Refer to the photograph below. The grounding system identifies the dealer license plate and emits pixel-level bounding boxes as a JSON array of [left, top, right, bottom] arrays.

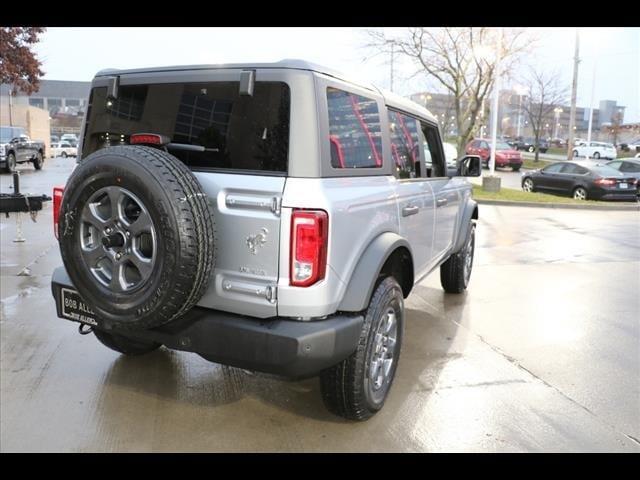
[[61, 288, 98, 326]]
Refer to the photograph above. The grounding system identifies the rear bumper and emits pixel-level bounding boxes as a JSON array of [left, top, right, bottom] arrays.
[[51, 267, 363, 378]]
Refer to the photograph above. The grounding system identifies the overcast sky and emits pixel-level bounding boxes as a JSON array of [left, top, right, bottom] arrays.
[[34, 27, 640, 122]]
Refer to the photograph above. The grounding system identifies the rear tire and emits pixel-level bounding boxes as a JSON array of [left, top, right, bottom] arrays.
[[320, 276, 404, 421], [440, 223, 476, 294], [593, 152, 600, 159], [573, 149, 579, 158], [573, 186, 587, 200], [61, 151, 68, 158], [4, 153, 16, 173], [512, 165, 521, 172], [93, 328, 161, 355], [528, 146, 535, 153]]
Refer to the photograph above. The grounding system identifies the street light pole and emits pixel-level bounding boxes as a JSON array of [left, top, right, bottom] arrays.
[[389, 41, 395, 93], [516, 94, 523, 137], [567, 28, 580, 159]]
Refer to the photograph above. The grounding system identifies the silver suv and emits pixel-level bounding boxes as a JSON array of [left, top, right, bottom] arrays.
[[51, 60, 481, 420]]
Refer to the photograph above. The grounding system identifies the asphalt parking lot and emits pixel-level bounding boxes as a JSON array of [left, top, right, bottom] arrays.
[[1, 158, 639, 452]]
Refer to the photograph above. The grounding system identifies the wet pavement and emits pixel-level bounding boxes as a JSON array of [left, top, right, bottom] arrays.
[[1, 158, 639, 452]]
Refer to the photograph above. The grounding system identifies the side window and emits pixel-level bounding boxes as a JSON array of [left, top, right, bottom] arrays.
[[543, 163, 564, 173], [420, 121, 446, 178], [608, 161, 622, 170], [561, 163, 578, 174], [327, 87, 383, 169], [622, 162, 640, 173], [480, 141, 489, 149], [388, 110, 421, 179]]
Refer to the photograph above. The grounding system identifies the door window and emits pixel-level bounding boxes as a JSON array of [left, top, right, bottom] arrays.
[[542, 163, 565, 173], [420, 122, 446, 178], [388, 110, 420, 178]]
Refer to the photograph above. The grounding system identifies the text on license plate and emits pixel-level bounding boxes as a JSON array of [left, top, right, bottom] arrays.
[[61, 288, 98, 325], [619, 183, 628, 189]]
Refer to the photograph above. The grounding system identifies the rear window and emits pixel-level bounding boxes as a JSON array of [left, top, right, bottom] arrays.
[[327, 87, 382, 169], [82, 81, 290, 173]]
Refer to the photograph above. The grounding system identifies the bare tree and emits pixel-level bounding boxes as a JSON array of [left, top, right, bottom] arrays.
[[608, 109, 624, 146], [365, 28, 531, 153], [520, 67, 568, 163]]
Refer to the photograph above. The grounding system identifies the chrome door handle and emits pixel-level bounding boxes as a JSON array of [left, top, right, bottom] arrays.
[[436, 198, 448, 207], [402, 205, 420, 217]]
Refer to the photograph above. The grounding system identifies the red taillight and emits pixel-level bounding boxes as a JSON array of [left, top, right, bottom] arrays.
[[290, 210, 328, 287], [53, 186, 64, 239], [130, 133, 168, 145], [594, 178, 616, 186]]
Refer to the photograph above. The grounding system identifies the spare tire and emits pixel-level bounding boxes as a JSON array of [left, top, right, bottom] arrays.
[[58, 145, 216, 331]]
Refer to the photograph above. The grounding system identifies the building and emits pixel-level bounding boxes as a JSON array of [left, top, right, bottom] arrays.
[[1, 80, 91, 138], [409, 89, 626, 142]]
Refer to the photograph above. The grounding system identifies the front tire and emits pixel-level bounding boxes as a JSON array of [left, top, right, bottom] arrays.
[[573, 149, 579, 158], [440, 223, 476, 294], [512, 165, 521, 172], [93, 328, 161, 355], [320, 276, 404, 421], [33, 151, 44, 170], [522, 177, 535, 192], [528, 146, 535, 153], [593, 152, 600, 159], [61, 151, 68, 158]]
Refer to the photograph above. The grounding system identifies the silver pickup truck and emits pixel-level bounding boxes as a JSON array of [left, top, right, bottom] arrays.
[[50, 60, 481, 420], [1, 126, 46, 172]]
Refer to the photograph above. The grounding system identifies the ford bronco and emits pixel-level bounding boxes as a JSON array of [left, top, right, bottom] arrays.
[[50, 60, 481, 420]]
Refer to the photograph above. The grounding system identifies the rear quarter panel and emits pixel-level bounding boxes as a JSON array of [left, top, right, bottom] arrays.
[[278, 176, 400, 318]]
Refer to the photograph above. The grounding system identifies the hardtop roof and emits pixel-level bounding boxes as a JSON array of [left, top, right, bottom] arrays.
[[94, 59, 438, 124]]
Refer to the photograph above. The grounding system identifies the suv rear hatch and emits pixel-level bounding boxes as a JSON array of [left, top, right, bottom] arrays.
[[80, 73, 291, 318]]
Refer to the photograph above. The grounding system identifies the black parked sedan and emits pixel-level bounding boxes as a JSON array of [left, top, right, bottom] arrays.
[[521, 161, 638, 201], [513, 136, 549, 153], [607, 159, 640, 196]]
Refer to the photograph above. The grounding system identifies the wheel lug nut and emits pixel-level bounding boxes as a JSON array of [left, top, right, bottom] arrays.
[[105, 227, 112, 234], [115, 253, 122, 260], [126, 231, 130, 237]]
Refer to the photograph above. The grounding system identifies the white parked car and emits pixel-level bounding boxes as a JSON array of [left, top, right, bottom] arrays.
[[60, 134, 78, 143], [573, 141, 617, 160], [50, 142, 78, 158]]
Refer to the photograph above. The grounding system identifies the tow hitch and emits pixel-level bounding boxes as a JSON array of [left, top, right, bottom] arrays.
[[0, 172, 51, 242]]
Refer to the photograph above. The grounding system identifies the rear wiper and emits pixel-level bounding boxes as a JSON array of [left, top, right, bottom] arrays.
[[166, 142, 219, 153]]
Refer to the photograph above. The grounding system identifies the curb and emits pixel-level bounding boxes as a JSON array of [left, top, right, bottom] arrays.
[[475, 199, 640, 211]]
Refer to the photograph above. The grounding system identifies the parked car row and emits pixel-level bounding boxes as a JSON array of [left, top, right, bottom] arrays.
[[465, 138, 523, 171], [50, 142, 78, 158], [521, 159, 640, 201]]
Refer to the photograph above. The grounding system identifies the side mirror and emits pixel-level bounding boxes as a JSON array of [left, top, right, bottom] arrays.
[[454, 155, 481, 177]]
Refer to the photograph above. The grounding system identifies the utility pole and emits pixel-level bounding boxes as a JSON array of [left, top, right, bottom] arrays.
[[489, 30, 503, 178], [567, 29, 580, 159], [587, 60, 597, 143]]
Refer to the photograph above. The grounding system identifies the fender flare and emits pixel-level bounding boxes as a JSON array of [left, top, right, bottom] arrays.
[[452, 198, 478, 254], [338, 232, 413, 312]]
